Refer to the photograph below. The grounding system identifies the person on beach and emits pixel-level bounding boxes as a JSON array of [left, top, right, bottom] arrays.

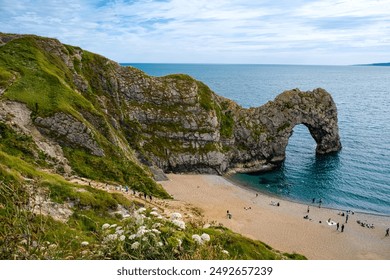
[[256, 193, 258, 197], [341, 224, 345, 232], [336, 222, 340, 231], [345, 214, 349, 223], [386, 228, 389, 236], [318, 198, 322, 208], [312, 198, 315, 203], [227, 210, 232, 219], [307, 205, 310, 213]]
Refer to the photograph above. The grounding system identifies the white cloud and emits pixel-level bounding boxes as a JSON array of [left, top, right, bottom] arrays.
[[1, 0, 389, 64]]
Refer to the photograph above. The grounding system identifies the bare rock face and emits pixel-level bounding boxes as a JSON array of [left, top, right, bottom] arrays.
[[229, 88, 342, 173], [35, 113, 105, 157]]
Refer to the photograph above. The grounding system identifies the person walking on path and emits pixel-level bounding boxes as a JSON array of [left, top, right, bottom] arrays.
[[307, 205, 310, 213], [345, 214, 349, 223], [386, 228, 389, 236], [341, 224, 345, 232], [318, 198, 322, 208], [336, 222, 340, 231]]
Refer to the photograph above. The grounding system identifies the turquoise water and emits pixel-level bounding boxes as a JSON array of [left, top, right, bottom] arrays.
[[124, 63, 390, 215]]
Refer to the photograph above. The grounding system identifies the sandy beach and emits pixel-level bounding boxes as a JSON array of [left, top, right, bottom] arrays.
[[159, 174, 390, 260]]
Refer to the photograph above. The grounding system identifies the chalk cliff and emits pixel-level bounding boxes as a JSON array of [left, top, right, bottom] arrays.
[[0, 33, 341, 179]]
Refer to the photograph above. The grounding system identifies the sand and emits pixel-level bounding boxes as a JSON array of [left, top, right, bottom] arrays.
[[159, 174, 390, 260]]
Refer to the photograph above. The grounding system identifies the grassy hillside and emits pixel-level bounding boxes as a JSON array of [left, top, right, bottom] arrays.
[[0, 33, 167, 198], [0, 137, 305, 259], [0, 33, 306, 260]]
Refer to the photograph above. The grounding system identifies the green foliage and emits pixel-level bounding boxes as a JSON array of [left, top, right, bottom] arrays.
[[0, 36, 96, 117], [219, 110, 234, 138], [0, 159, 306, 260], [0, 123, 48, 167], [0, 68, 13, 88], [277, 122, 291, 132], [63, 147, 169, 198], [197, 81, 215, 111]]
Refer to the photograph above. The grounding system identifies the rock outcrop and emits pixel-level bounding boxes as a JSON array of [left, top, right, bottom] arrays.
[[0, 33, 341, 177]]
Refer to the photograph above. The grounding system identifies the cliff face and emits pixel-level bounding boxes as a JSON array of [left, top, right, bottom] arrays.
[[0, 33, 341, 179]]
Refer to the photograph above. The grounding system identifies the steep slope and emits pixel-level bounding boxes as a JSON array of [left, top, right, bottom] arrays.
[[0, 32, 341, 179]]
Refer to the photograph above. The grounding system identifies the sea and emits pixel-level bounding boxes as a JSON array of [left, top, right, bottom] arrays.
[[123, 63, 390, 216]]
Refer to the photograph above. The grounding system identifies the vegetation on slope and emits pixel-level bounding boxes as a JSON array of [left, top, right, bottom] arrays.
[[0, 161, 305, 260], [0, 34, 167, 198], [0, 34, 306, 260]]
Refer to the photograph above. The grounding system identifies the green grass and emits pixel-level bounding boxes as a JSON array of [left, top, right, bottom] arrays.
[[0, 36, 96, 117], [63, 147, 169, 198], [0, 158, 306, 260]]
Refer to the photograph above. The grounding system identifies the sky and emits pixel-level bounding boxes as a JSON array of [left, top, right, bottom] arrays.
[[1, 0, 390, 65]]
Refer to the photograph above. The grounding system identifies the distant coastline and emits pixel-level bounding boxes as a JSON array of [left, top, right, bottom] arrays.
[[355, 62, 390, 66]]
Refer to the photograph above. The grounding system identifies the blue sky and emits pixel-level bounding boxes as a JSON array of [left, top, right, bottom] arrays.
[[1, 0, 389, 65]]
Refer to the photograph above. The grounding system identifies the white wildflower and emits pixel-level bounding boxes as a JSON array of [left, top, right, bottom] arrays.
[[81, 241, 89, 246], [109, 224, 117, 228], [116, 229, 125, 235], [142, 237, 148, 242], [119, 235, 126, 241], [151, 229, 161, 234], [20, 239, 28, 245], [172, 220, 186, 229], [131, 241, 140, 250], [49, 244, 58, 250], [170, 212, 182, 221], [192, 234, 203, 244], [152, 207, 158, 211], [135, 216, 144, 225], [177, 239, 182, 247], [222, 250, 229, 255], [115, 226, 123, 231], [105, 234, 118, 241], [102, 223, 110, 230], [157, 242, 163, 247], [201, 233, 210, 242], [152, 223, 162, 228], [149, 211, 160, 217], [128, 234, 137, 240], [136, 207, 146, 214]]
